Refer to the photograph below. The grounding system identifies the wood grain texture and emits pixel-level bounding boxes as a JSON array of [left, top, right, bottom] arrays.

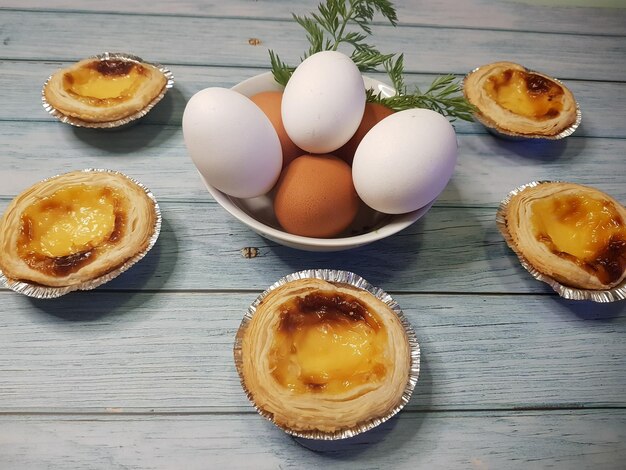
[[0, 124, 624, 207], [0, 291, 624, 411], [5, 0, 626, 34], [0, 11, 625, 80], [3, 60, 625, 139], [0, 1, 625, 468], [0, 200, 622, 294], [1, 411, 625, 470]]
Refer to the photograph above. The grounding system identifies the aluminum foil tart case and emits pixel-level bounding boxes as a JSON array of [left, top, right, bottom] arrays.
[[42, 52, 175, 129], [464, 68, 582, 141], [233, 269, 421, 440], [0, 169, 162, 299], [496, 181, 626, 302]]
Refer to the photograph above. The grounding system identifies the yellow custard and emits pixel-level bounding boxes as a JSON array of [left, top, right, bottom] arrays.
[[19, 184, 119, 259], [484, 69, 564, 119], [63, 60, 146, 106], [269, 292, 388, 394], [530, 192, 626, 285]]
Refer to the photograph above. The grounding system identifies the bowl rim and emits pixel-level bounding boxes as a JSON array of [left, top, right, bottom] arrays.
[[203, 172, 433, 249]]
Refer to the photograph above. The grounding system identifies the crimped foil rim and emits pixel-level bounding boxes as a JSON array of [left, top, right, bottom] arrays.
[[464, 66, 582, 141], [41, 52, 174, 129], [233, 269, 421, 440], [0, 169, 162, 299], [496, 181, 626, 302]]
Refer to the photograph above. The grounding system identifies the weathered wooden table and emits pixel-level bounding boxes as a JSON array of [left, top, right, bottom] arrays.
[[1, 1, 625, 468]]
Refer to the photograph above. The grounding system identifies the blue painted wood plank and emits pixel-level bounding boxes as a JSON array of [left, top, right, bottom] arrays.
[[0, 11, 624, 80], [1, 61, 624, 139], [5, 0, 626, 35], [0, 198, 622, 293], [0, 1, 624, 468], [1, 411, 625, 469], [0, 123, 624, 207], [0, 291, 623, 411]]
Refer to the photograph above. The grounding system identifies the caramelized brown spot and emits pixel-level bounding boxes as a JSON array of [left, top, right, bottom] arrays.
[[100, 187, 114, 199], [305, 382, 326, 392], [21, 250, 94, 277], [537, 233, 552, 244], [63, 72, 75, 85], [525, 74, 552, 95], [278, 292, 378, 334], [556, 196, 582, 222], [589, 236, 626, 285], [108, 213, 126, 243], [50, 251, 94, 276], [91, 59, 137, 76], [553, 238, 626, 286], [545, 108, 560, 118], [489, 69, 513, 94], [300, 292, 367, 319], [21, 216, 34, 242], [37, 199, 69, 213], [372, 363, 387, 376]]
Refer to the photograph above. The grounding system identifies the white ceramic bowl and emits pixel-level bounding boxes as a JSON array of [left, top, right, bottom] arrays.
[[200, 72, 434, 252]]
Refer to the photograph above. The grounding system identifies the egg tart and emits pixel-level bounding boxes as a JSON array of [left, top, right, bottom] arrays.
[[0, 170, 158, 289], [503, 182, 626, 290], [43, 54, 169, 124], [464, 62, 579, 137], [236, 276, 415, 436]]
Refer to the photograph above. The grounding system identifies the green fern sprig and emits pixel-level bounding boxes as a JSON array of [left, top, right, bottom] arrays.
[[269, 0, 475, 122], [270, 0, 398, 84]]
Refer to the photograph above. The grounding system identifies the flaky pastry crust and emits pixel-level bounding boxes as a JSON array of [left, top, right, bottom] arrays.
[[44, 57, 167, 123], [505, 182, 626, 290], [239, 278, 411, 433], [464, 61, 578, 136], [0, 171, 157, 287]]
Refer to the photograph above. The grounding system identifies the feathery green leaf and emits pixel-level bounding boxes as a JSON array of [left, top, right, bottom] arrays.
[[268, 0, 475, 122]]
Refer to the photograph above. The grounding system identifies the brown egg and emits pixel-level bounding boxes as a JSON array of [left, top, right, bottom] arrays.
[[274, 154, 359, 238], [335, 102, 395, 164], [250, 91, 302, 168]]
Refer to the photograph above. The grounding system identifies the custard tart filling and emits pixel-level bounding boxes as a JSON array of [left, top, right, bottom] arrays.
[[464, 62, 578, 137], [0, 171, 157, 287], [505, 182, 626, 290], [269, 291, 389, 395], [44, 57, 168, 123], [238, 278, 411, 434], [17, 184, 123, 277]]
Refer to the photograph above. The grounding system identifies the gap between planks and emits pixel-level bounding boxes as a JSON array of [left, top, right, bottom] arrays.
[[2, 405, 625, 417], [0, 288, 563, 296]]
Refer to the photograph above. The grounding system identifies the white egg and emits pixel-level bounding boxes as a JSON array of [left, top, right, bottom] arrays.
[[352, 108, 458, 214], [281, 51, 366, 154], [182, 87, 282, 199]]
